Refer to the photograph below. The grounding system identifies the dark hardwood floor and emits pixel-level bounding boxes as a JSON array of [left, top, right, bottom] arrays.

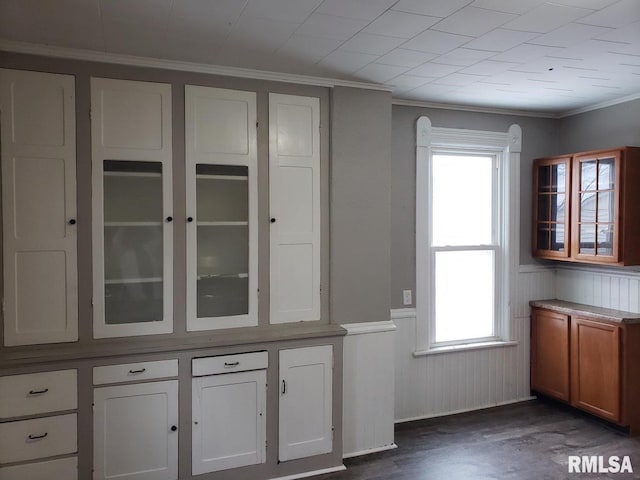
[[319, 399, 640, 480]]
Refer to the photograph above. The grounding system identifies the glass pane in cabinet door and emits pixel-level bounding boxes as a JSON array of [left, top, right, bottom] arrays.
[[580, 192, 596, 223], [537, 195, 550, 221], [196, 164, 249, 318], [103, 160, 164, 324], [598, 158, 615, 190], [537, 165, 551, 192], [580, 160, 597, 191], [579, 224, 596, 255], [550, 224, 565, 252], [597, 224, 614, 256], [536, 225, 550, 251], [554, 193, 566, 223], [597, 191, 614, 223], [552, 163, 566, 193]]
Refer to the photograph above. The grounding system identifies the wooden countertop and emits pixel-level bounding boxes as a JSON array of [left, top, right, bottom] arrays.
[[530, 299, 640, 324]]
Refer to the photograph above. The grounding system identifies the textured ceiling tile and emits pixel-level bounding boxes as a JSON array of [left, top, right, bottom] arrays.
[[529, 23, 614, 47], [354, 63, 409, 82], [364, 11, 440, 38], [501, 3, 595, 33], [434, 48, 496, 66], [315, 0, 397, 21], [296, 13, 368, 40], [377, 48, 439, 67], [402, 30, 474, 54], [319, 49, 378, 73], [463, 28, 538, 52], [278, 34, 343, 59], [392, 0, 475, 18], [470, 0, 543, 15], [577, 0, 640, 28], [431, 6, 516, 37], [243, 0, 323, 23], [408, 62, 462, 77], [339, 32, 405, 55]]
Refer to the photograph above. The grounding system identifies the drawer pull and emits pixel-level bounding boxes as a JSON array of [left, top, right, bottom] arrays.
[[128, 368, 147, 375], [27, 432, 48, 440], [224, 362, 240, 368], [28, 388, 49, 396]]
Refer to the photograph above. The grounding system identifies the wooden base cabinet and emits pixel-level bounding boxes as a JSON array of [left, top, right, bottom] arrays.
[[531, 302, 640, 434]]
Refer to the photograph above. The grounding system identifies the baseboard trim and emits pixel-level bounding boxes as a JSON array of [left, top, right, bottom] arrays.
[[343, 443, 398, 459], [394, 396, 536, 424], [269, 465, 346, 480]]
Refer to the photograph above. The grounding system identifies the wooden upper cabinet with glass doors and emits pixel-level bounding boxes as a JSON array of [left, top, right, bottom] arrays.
[[533, 146, 640, 265]]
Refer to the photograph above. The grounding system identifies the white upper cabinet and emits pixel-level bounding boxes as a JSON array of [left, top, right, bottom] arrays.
[[269, 94, 320, 324], [0, 69, 78, 346], [91, 78, 173, 338], [185, 86, 258, 331]]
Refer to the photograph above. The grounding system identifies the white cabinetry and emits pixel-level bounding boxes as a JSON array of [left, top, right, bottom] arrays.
[[269, 94, 321, 324], [93, 379, 178, 480], [0, 68, 77, 346], [192, 353, 267, 474], [91, 78, 173, 338], [185, 86, 258, 331], [279, 345, 333, 461]]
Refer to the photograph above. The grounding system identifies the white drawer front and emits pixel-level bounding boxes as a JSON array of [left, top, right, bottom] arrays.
[[93, 359, 178, 385], [0, 413, 77, 464], [0, 370, 77, 419], [192, 351, 268, 376], [0, 456, 77, 480]]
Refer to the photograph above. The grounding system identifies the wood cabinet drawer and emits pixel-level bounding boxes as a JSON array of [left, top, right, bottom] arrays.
[[0, 414, 77, 464], [0, 456, 77, 480], [93, 359, 178, 385], [192, 351, 268, 376], [0, 370, 77, 419]]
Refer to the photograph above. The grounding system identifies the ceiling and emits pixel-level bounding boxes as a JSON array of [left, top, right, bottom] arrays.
[[1, 0, 639, 115]]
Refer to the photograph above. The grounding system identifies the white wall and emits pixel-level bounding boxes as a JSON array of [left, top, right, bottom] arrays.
[[393, 266, 555, 422]]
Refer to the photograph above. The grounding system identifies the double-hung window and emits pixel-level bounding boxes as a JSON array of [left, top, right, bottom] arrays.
[[415, 117, 521, 354]]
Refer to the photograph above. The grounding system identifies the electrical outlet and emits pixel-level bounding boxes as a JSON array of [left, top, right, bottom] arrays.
[[403, 289, 412, 305]]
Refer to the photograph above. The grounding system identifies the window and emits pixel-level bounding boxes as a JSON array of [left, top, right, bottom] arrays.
[[415, 117, 521, 354]]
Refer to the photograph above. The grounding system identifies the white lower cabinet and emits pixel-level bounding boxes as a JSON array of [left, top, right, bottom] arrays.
[[192, 357, 267, 474], [279, 345, 333, 462], [93, 380, 178, 480], [0, 456, 77, 480]]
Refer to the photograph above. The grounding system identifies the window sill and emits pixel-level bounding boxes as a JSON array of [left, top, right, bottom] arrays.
[[413, 340, 518, 357]]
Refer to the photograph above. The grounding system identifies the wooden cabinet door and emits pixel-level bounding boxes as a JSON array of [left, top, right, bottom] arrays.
[[570, 318, 621, 422], [191, 370, 266, 474], [531, 308, 570, 401], [0, 68, 78, 346], [279, 345, 332, 461], [269, 94, 321, 324], [93, 380, 178, 480], [532, 156, 571, 259]]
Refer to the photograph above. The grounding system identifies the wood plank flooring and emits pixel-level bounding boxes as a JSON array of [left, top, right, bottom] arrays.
[[319, 399, 640, 479]]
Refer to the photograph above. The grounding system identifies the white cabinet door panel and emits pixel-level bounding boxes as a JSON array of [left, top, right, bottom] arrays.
[[0, 456, 77, 480], [269, 94, 320, 324], [93, 381, 178, 480], [0, 68, 77, 346], [192, 370, 266, 474], [279, 345, 332, 462]]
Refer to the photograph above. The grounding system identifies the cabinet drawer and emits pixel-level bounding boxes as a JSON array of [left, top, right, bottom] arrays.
[[0, 456, 77, 480], [0, 413, 77, 464], [0, 370, 77, 419], [192, 351, 268, 376], [93, 359, 178, 385]]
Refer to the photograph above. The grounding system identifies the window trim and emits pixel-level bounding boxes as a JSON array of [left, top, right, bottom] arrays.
[[415, 117, 522, 353]]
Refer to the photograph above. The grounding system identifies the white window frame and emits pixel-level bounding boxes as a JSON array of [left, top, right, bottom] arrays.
[[415, 117, 522, 355]]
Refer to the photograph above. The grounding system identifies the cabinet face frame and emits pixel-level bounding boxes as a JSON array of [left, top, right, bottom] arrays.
[[570, 317, 621, 423], [532, 156, 571, 259], [571, 150, 621, 264], [0, 68, 78, 346], [184, 85, 258, 331], [91, 78, 173, 338]]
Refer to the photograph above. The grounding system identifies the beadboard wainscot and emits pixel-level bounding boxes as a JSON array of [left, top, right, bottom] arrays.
[[342, 321, 397, 458], [393, 265, 555, 422]]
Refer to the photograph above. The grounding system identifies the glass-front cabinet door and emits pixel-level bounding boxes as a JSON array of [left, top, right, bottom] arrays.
[[532, 156, 571, 259], [185, 85, 257, 331], [91, 78, 173, 338], [572, 151, 619, 262]]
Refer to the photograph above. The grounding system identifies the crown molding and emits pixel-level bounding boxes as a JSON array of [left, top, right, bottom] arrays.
[[0, 40, 392, 92], [559, 91, 640, 118], [392, 97, 559, 119]]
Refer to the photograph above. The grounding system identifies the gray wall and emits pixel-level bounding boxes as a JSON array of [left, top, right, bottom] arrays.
[[390, 105, 559, 309], [558, 98, 640, 153], [331, 87, 392, 324]]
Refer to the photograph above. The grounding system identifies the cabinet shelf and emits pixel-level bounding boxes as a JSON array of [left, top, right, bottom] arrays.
[[104, 171, 162, 178], [105, 277, 163, 285], [197, 221, 248, 226], [104, 221, 163, 227], [197, 273, 248, 280], [196, 174, 247, 181]]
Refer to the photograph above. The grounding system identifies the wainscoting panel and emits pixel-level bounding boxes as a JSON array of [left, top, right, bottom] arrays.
[[342, 321, 397, 458], [556, 267, 640, 313], [394, 267, 555, 423]]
